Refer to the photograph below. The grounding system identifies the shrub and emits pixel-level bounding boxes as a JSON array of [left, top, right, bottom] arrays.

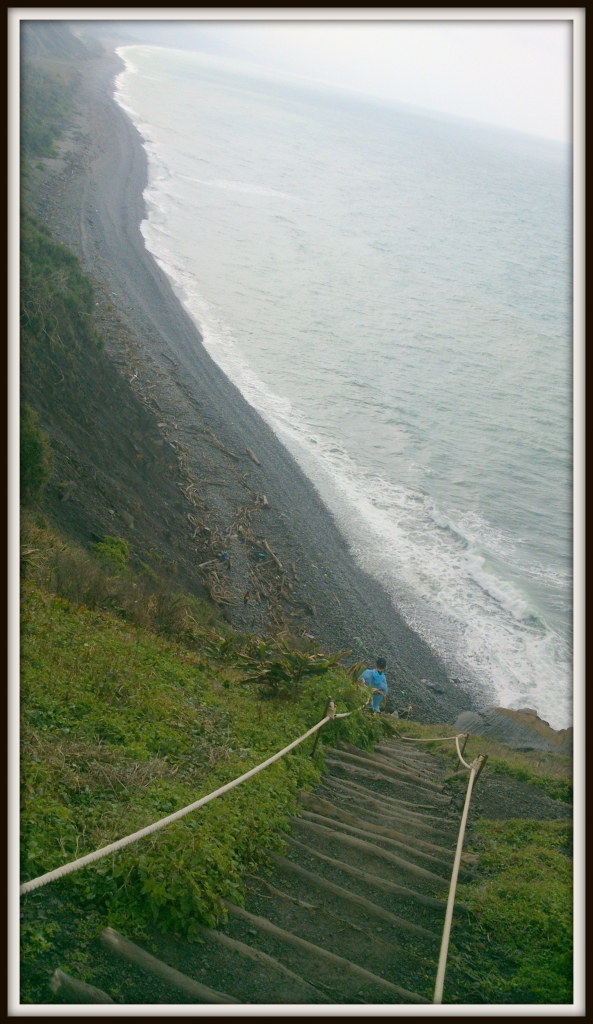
[[20, 404, 52, 506], [90, 536, 129, 576], [458, 819, 573, 1003]]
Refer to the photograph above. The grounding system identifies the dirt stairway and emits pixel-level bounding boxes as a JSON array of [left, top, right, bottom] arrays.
[[65, 735, 474, 1006]]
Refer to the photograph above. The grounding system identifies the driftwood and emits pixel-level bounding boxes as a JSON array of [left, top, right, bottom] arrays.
[[262, 538, 283, 570], [299, 792, 478, 868], [49, 968, 114, 1004], [290, 817, 449, 887], [245, 447, 261, 466], [100, 927, 239, 1004], [325, 757, 451, 806], [222, 902, 430, 1003], [207, 430, 239, 460], [333, 745, 444, 792], [261, 847, 440, 940], [283, 834, 463, 912], [198, 926, 331, 1002]]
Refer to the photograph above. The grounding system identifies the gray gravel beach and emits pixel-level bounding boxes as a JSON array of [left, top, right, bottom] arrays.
[[33, 45, 476, 723]]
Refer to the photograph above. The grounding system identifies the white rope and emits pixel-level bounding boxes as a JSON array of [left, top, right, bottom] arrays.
[[433, 753, 485, 1004], [20, 705, 351, 896], [401, 733, 466, 743], [454, 734, 472, 770]]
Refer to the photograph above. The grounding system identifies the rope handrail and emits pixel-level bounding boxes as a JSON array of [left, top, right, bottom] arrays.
[[433, 752, 485, 1003], [20, 700, 353, 896], [401, 733, 467, 743], [399, 732, 485, 1002]]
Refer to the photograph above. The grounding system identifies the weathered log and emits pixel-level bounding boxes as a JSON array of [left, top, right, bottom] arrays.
[[340, 741, 439, 780], [376, 741, 436, 764], [49, 968, 114, 1004], [319, 783, 448, 833], [325, 758, 451, 806], [370, 747, 442, 778], [323, 775, 446, 819], [260, 847, 440, 940], [332, 746, 444, 792], [323, 776, 455, 828], [222, 902, 430, 1003], [320, 795, 454, 842], [299, 811, 478, 879], [300, 793, 478, 868], [283, 834, 463, 912], [99, 927, 239, 1003], [198, 926, 331, 1002], [290, 818, 449, 887], [374, 743, 438, 768], [297, 811, 464, 876]]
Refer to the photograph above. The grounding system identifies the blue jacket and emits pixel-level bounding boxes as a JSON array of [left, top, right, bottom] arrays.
[[360, 668, 388, 694]]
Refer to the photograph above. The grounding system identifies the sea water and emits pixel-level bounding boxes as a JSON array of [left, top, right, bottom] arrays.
[[114, 45, 573, 730]]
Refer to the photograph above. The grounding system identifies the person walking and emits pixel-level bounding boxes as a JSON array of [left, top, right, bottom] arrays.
[[359, 657, 388, 713]]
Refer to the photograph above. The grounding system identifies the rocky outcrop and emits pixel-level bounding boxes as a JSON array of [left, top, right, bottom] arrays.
[[451, 707, 572, 755]]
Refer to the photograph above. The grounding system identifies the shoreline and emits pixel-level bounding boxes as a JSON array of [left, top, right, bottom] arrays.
[[36, 45, 477, 724]]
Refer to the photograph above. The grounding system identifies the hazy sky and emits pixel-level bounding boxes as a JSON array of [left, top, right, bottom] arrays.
[[101, 18, 572, 144]]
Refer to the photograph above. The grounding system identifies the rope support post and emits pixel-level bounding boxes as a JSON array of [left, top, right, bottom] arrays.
[[310, 697, 336, 757], [433, 753, 486, 1004]]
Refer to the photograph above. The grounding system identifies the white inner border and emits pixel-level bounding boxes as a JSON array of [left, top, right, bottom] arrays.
[[8, 7, 585, 1017]]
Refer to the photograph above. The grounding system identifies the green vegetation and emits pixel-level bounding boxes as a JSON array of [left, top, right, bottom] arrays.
[[21, 210, 105, 401], [20, 404, 52, 506], [484, 760, 572, 805], [20, 519, 386, 999], [20, 62, 77, 159], [394, 720, 572, 800], [392, 720, 573, 1003], [89, 536, 130, 577], [457, 820, 573, 1003]]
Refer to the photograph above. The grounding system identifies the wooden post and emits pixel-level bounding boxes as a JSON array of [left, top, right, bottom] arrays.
[[310, 697, 335, 757]]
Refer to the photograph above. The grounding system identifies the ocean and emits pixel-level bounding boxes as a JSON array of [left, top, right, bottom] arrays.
[[114, 45, 573, 730]]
